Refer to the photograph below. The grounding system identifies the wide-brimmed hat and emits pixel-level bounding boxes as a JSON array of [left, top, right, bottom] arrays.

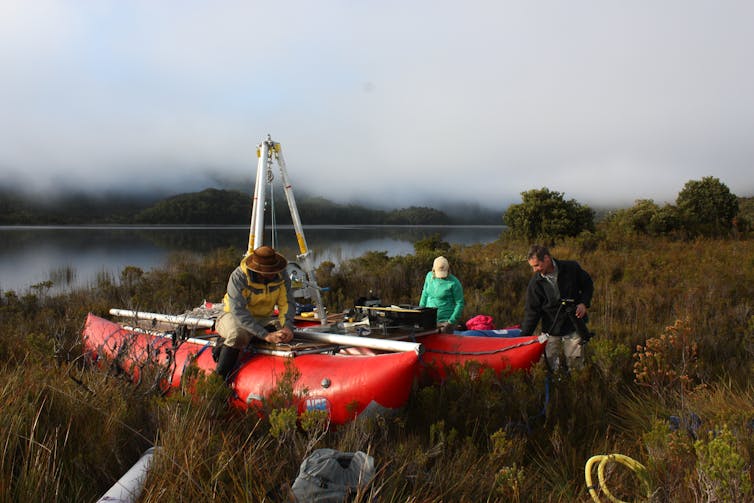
[[433, 256, 449, 278], [244, 246, 288, 274]]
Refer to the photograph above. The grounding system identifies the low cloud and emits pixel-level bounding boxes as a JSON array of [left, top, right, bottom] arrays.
[[2, 1, 753, 209]]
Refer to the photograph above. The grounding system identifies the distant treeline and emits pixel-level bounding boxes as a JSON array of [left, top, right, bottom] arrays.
[[0, 187, 503, 226]]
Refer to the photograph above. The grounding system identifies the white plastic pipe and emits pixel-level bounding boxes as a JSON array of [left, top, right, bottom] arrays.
[[294, 329, 422, 354], [97, 447, 157, 503], [109, 309, 422, 354], [109, 309, 215, 328]]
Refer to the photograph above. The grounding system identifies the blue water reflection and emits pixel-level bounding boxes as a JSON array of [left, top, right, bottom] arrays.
[[0, 225, 504, 292]]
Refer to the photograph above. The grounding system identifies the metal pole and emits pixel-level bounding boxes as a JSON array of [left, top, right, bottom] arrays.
[[274, 144, 327, 324], [249, 137, 271, 254]]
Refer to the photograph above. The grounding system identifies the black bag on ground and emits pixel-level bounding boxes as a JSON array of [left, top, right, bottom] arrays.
[[291, 448, 375, 502]]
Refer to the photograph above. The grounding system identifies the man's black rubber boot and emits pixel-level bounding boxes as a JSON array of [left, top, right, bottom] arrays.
[[211, 343, 222, 362], [215, 346, 240, 382]]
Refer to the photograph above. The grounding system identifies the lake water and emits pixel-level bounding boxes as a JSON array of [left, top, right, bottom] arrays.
[[0, 225, 504, 293]]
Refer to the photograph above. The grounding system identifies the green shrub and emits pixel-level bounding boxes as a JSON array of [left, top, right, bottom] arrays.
[[694, 424, 752, 501]]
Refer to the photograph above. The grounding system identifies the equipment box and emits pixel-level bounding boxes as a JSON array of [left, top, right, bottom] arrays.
[[357, 305, 437, 330]]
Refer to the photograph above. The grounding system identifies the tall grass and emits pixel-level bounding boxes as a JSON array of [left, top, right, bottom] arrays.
[[0, 236, 752, 501]]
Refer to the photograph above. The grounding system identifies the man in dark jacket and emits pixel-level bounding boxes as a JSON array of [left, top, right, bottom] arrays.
[[520, 245, 594, 372]]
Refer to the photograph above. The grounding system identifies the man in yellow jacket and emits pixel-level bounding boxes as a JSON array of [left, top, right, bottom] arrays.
[[214, 246, 295, 380]]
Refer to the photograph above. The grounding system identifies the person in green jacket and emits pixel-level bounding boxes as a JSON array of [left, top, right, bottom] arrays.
[[419, 256, 464, 333]]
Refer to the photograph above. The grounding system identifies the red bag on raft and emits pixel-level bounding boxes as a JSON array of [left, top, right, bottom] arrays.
[[465, 315, 495, 331]]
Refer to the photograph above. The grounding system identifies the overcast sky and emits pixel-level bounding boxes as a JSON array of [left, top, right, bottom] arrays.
[[1, 1, 753, 210]]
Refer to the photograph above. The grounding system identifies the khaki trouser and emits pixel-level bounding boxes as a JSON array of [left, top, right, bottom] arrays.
[[544, 332, 583, 372], [215, 312, 279, 349]]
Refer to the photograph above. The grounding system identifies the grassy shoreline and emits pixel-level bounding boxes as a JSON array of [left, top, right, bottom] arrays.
[[1, 235, 752, 501]]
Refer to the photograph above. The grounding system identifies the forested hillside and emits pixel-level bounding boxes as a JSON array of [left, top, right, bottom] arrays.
[[135, 190, 456, 225], [0, 187, 499, 225], [0, 188, 157, 225], [3, 183, 751, 227]]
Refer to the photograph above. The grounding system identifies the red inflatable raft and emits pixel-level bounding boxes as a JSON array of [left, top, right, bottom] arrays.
[[198, 303, 547, 381], [82, 313, 419, 426], [414, 332, 546, 380], [339, 305, 546, 379], [294, 325, 546, 381]]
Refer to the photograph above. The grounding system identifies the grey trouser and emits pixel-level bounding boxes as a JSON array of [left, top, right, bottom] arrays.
[[215, 312, 279, 349], [544, 331, 583, 371]]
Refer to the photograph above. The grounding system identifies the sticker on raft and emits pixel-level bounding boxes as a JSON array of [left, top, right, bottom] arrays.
[[306, 397, 331, 413], [246, 393, 264, 406]]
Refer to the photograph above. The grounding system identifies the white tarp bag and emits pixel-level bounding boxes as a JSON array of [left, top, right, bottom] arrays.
[[291, 448, 375, 502]]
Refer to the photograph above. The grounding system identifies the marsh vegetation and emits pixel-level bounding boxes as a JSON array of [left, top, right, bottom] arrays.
[[2, 176, 753, 501], [2, 227, 753, 501]]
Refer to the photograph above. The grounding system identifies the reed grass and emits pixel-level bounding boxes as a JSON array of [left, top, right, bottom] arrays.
[[0, 234, 753, 501]]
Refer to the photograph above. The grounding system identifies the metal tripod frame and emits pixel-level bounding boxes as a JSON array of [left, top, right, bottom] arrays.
[[248, 135, 327, 324]]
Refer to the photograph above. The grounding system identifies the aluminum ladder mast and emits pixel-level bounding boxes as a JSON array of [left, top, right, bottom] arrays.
[[248, 135, 327, 324]]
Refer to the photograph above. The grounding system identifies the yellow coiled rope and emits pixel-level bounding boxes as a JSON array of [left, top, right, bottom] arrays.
[[585, 453, 651, 503]]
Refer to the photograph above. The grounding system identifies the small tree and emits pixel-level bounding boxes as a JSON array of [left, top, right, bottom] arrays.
[[676, 177, 738, 237], [605, 199, 683, 236], [648, 204, 682, 235], [503, 187, 594, 241], [413, 234, 451, 257], [626, 199, 661, 234]]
